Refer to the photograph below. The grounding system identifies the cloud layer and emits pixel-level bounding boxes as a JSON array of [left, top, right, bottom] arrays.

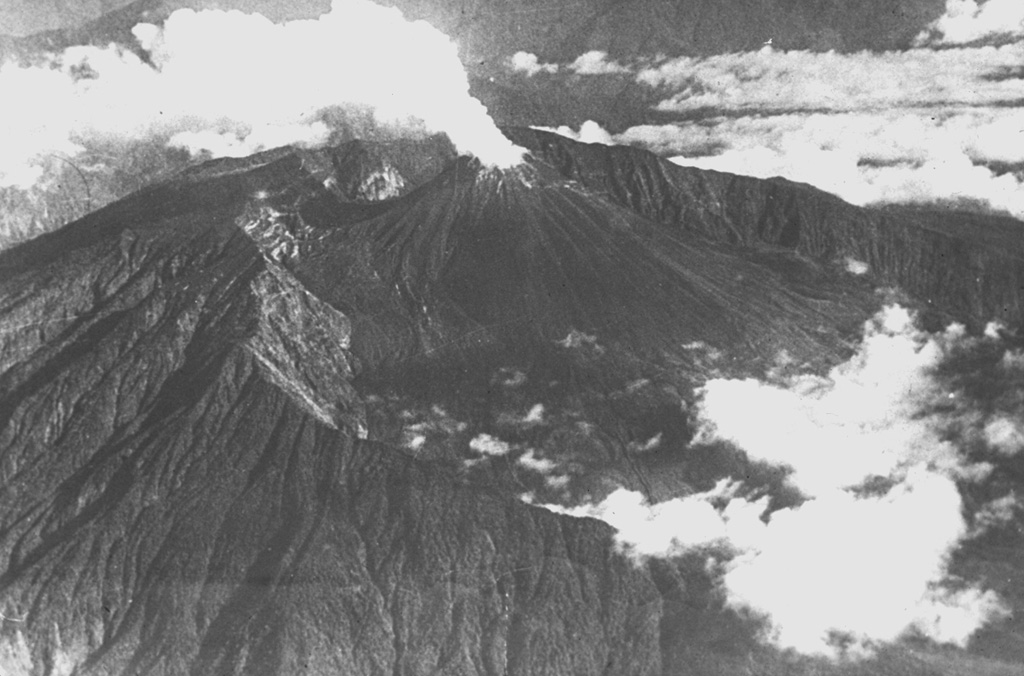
[[917, 0, 1024, 45], [619, 110, 1024, 216], [0, 0, 522, 191], [635, 43, 1024, 112], [529, 36, 1024, 217], [536, 306, 1020, 657]]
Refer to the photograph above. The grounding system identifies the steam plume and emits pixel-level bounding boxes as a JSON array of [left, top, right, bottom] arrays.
[[0, 0, 523, 246]]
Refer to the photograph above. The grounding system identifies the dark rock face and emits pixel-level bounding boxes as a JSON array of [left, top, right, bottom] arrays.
[[506, 128, 1024, 331], [0, 133, 1021, 675], [0, 151, 662, 675]]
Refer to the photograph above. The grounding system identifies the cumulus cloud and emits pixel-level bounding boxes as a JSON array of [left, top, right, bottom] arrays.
[[699, 306, 996, 495], [844, 258, 869, 275], [645, 111, 1024, 217], [523, 403, 545, 424], [612, 42, 1024, 215], [534, 306, 1019, 657], [508, 50, 627, 76], [469, 433, 511, 457], [917, 0, 1024, 45], [513, 13, 1024, 218], [568, 50, 629, 75], [527, 42, 1024, 216], [544, 479, 757, 558], [517, 449, 557, 473], [509, 51, 558, 76], [984, 416, 1024, 456], [0, 0, 522, 193], [636, 43, 1024, 113], [720, 468, 1007, 656], [532, 120, 615, 145], [616, 107, 1024, 217]]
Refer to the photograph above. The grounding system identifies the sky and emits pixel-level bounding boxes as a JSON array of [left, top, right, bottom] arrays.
[[521, 0, 1024, 218]]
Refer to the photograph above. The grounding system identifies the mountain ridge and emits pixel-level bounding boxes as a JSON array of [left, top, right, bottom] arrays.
[[506, 127, 1024, 331], [0, 130, 1022, 675]]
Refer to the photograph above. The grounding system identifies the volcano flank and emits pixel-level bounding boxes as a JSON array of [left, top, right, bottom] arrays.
[[0, 129, 1023, 675]]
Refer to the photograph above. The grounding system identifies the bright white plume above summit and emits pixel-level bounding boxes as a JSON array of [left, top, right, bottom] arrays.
[[0, 0, 523, 189]]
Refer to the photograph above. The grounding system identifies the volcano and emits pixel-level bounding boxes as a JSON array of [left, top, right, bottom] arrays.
[[0, 129, 1022, 675]]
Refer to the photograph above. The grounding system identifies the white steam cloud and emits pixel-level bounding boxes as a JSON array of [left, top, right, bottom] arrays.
[[0, 0, 522, 191], [535, 306, 1020, 657], [917, 0, 1024, 45]]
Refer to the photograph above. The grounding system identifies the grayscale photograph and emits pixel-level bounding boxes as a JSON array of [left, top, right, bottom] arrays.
[[0, 1, 1022, 674]]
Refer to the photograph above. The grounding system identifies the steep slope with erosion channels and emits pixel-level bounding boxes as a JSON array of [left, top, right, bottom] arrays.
[[0, 133, 1021, 674], [506, 127, 1024, 330], [0, 150, 661, 675]]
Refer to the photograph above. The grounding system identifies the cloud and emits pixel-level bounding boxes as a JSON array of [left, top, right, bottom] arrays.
[[517, 449, 557, 473], [543, 479, 758, 558], [469, 433, 511, 457], [659, 111, 1019, 216], [618, 110, 1024, 217], [844, 258, 870, 275], [636, 43, 1024, 113], [519, 16, 1024, 220], [568, 50, 629, 75], [508, 50, 627, 76], [532, 120, 615, 145], [615, 41, 1024, 216], [0, 0, 523, 194], [720, 468, 1007, 656], [917, 0, 1024, 45], [523, 403, 545, 424], [533, 306, 1019, 657], [984, 416, 1024, 456], [698, 306, 995, 496], [509, 51, 558, 76], [973, 492, 1020, 532]]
